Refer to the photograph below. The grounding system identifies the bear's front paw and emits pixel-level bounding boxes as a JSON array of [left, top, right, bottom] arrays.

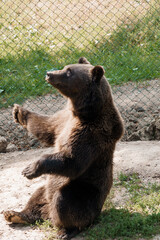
[[22, 161, 43, 179], [13, 104, 28, 127]]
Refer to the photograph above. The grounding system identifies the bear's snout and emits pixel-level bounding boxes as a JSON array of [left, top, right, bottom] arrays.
[[46, 72, 52, 82]]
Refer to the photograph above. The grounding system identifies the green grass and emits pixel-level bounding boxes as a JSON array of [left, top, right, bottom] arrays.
[[0, 2, 160, 108], [35, 220, 58, 240], [83, 173, 160, 240], [85, 209, 160, 240], [36, 173, 160, 240]]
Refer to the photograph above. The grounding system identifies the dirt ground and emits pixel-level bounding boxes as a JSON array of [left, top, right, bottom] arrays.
[[0, 141, 160, 240]]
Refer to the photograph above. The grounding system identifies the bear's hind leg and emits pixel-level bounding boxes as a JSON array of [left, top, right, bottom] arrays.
[[49, 181, 101, 239], [3, 186, 49, 224]]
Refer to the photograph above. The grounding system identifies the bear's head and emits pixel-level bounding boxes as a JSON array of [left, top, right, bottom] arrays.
[[46, 57, 104, 97], [46, 58, 111, 121]]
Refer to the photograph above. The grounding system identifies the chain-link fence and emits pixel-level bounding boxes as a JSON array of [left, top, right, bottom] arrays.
[[0, 0, 160, 151]]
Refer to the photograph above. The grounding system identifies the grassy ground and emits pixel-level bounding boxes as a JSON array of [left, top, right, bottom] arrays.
[[84, 173, 160, 240], [0, 1, 160, 108], [37, 173, 160, 240]]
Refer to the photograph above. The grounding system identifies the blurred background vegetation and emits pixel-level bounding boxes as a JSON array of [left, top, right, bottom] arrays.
[[0, 0, 159, 108]]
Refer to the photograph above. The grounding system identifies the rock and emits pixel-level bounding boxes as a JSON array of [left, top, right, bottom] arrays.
[[6, 143, 18, 152], [128, 117, 138, 123], [135, 106, 145, 112], [30, 138, 40, 148], [0, 128, 5, 136], [155, 119, 160, 140], [155, 119, 160, 130], [0, 137, 7, 153], [144, 124, 155, 140], [131, 104, 145, 112], [128, 133, 141, 141], [143, 119, 160, 140]]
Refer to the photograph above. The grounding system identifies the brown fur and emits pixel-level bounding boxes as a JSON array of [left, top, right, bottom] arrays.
[[4, 57, 124, 239]]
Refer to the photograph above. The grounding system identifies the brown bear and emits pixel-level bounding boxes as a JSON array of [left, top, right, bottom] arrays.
[[3, 57, 124, 239]]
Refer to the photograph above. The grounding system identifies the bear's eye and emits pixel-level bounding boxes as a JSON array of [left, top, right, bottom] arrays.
[[66, 68, 72, 77]]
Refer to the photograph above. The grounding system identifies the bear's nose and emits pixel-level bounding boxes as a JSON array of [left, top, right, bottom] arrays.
[[46, 72, 52, 78], [46, 72, 52, 81]]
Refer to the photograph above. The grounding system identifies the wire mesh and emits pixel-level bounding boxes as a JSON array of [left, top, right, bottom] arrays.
[[0, 0, 160, 150]]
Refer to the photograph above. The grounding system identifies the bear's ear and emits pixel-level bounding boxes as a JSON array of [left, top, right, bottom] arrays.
[[78, 57, 90, 64], [91, 65, 104, 84]]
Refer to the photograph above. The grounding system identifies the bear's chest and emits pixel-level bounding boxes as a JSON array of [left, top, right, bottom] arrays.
[[54, 122, 74, 152]]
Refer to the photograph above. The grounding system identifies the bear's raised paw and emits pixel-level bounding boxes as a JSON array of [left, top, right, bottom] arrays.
[[12, 104, 28, 127], [13, 104, 21, 123]]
